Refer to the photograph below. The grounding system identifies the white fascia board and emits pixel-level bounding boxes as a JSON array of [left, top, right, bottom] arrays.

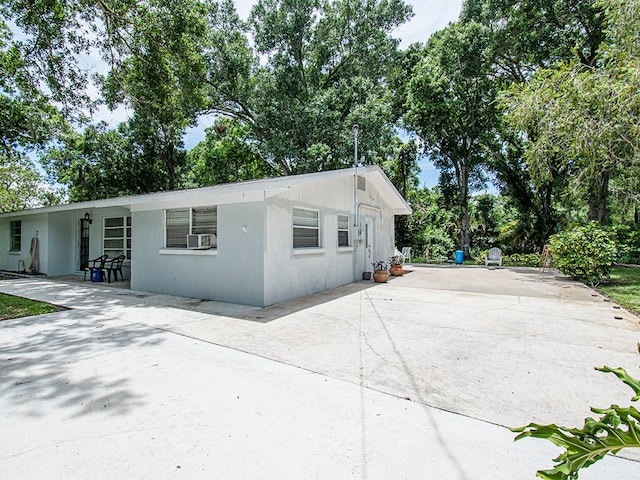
[[130, 189, 266, 212], [361, 166, 412, 215]]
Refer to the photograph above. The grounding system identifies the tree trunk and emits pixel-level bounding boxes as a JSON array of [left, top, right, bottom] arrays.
[[458, 167, 470, 258], [587, 170, 610, 225]]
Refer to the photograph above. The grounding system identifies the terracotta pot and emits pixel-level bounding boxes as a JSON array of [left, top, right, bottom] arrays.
[[373, 270, 389, 283], [389, 265, 403, 276]]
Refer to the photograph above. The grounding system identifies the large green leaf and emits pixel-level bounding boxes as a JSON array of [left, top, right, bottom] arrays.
[[513, 366, 640, 480]]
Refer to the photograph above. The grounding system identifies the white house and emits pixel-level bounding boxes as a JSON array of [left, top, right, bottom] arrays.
[[0, 166, 411, 306]]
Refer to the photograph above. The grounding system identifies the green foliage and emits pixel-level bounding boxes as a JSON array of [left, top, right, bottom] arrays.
[[187, 120, 273, 186], [236, 0, 413, 174], [0, 154, 63, 212], [513, 365, 640, 480], [549, 223, 617, 286], [475, 251, 541, 266], [402, 187, 457, 261], [608, 225, 640, 264], [405, 20, 499, 256]]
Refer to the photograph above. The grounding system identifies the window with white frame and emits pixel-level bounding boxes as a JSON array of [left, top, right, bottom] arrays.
[[337, 214, 350, 247], [165, 206, 217, 248], [104, 216, 132, 260], [9, 220, 21, 252], [293, 207, 320, 248]]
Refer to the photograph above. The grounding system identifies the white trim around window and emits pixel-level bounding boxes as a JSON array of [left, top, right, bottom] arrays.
[[103, 216, 131, 260], [165, 206, 218, 249], [293, 207, 320, 249], [337, 214, 350, 247], [9, 220, 21, 253]]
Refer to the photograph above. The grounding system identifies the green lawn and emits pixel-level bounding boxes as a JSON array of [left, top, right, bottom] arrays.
[[598, 267, 640, 315], [0, 292, 61, 320]]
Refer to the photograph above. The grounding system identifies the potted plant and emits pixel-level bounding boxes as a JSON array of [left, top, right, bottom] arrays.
[[372, 260, 389, 283], [388, 255, 404, 276]]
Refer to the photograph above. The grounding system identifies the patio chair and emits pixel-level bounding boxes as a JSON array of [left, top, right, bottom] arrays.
[[401, 247, 411, 264], [104, 254, 126, 283], [485, 247, 502, 268], [83, 254, 108, 281]]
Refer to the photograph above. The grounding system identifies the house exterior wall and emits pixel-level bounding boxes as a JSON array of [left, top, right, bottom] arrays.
[[0, 213, 49, 273], [46, 210, 76, 276], [262, 174, 396, 306], [130, 202, 266, 306]]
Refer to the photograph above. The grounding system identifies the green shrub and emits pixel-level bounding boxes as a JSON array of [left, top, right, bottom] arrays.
[[503, 253, 540, 267], [549, 222, 617, 286], [474, 249, 488, 265], [474, 250, 540, 266], [609, 224, 640, 264]]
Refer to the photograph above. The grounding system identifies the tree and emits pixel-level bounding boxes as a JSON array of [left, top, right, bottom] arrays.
[[502, 0, 640, 225], [200, 0, 413, 175], [460, 0, 608, 245], [187, 119, 274, 186], [0, 20, 66, 210], [0, 155, 63, 212], [460, 0, 605, 82], [405, 21, 499, 257], [42, 123, 138, 202]]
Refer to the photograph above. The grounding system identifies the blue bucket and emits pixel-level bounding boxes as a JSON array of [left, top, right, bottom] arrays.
[[91, 268, 102, 282], [455, 250, 464, 264]]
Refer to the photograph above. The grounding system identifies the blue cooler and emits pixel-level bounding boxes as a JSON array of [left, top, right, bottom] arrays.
[[455, 250, 464, 264], [91, 268, 102, 282]]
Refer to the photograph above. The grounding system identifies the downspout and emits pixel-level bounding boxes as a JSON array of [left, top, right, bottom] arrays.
[[352, 125, 359, 282]]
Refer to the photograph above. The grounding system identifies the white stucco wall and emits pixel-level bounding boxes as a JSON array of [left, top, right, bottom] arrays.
[[131, 202, 266, 306], [262, 174, 396, 306], [0, 214, 49, 273]]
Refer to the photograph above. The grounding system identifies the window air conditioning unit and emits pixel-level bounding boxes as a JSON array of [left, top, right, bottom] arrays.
[[187, 234, 211, 249]]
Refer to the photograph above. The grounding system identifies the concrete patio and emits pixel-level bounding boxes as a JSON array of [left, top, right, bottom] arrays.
[[1, 265, 639, 479]]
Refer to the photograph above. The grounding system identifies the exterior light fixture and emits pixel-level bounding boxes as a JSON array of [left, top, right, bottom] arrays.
[[84, 212, 92, 224]]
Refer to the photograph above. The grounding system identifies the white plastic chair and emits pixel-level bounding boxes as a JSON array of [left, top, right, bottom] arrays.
[[401, 247, 411, 264], [485, 247, 502, 267]]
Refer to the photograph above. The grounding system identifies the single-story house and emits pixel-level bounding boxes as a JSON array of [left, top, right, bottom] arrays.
[[0, 166, 411, 306]]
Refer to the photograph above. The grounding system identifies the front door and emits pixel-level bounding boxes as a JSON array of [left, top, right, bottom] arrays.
[[79, 218, 90, 270], [364, 218, 374, 271]]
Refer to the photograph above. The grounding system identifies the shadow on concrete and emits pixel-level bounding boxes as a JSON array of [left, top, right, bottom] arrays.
[[357, 287, 473, 480], [26, 274, 405, 325], [0, 309, 165, 418]]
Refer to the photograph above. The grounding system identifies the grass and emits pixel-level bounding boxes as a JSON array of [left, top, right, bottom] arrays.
[[0, 292, 61, 320], [597, 267, 640, 315]]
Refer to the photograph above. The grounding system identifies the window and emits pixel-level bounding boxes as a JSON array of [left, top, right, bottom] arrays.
[[337, 214, 350, 247], [9, 221, 21, 252], [104, 216, 132, 260], [166, 206, 217, 248], [293, 207, 320, 248]]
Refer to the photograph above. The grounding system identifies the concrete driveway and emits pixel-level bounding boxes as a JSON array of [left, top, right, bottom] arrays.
[[1, 265, 639, 479]]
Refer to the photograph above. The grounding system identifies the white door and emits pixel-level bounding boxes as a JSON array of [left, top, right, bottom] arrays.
[[365, 218, 374, 271]]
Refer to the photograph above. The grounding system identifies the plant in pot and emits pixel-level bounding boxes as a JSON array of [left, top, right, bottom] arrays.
[[388, 255, 404, 276], [371, 260, 389, 283]]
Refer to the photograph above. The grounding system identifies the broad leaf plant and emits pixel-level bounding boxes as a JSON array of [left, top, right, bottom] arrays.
[[513, 354, 640, 479]]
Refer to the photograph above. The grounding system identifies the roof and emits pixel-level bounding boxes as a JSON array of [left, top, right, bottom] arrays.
[[0, 165, 412, 218]]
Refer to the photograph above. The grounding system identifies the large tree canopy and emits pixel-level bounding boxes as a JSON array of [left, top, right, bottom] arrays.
[[502, 0, 640, 225], [202, 0, 414, 175], [405, 21, 498, 256]]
